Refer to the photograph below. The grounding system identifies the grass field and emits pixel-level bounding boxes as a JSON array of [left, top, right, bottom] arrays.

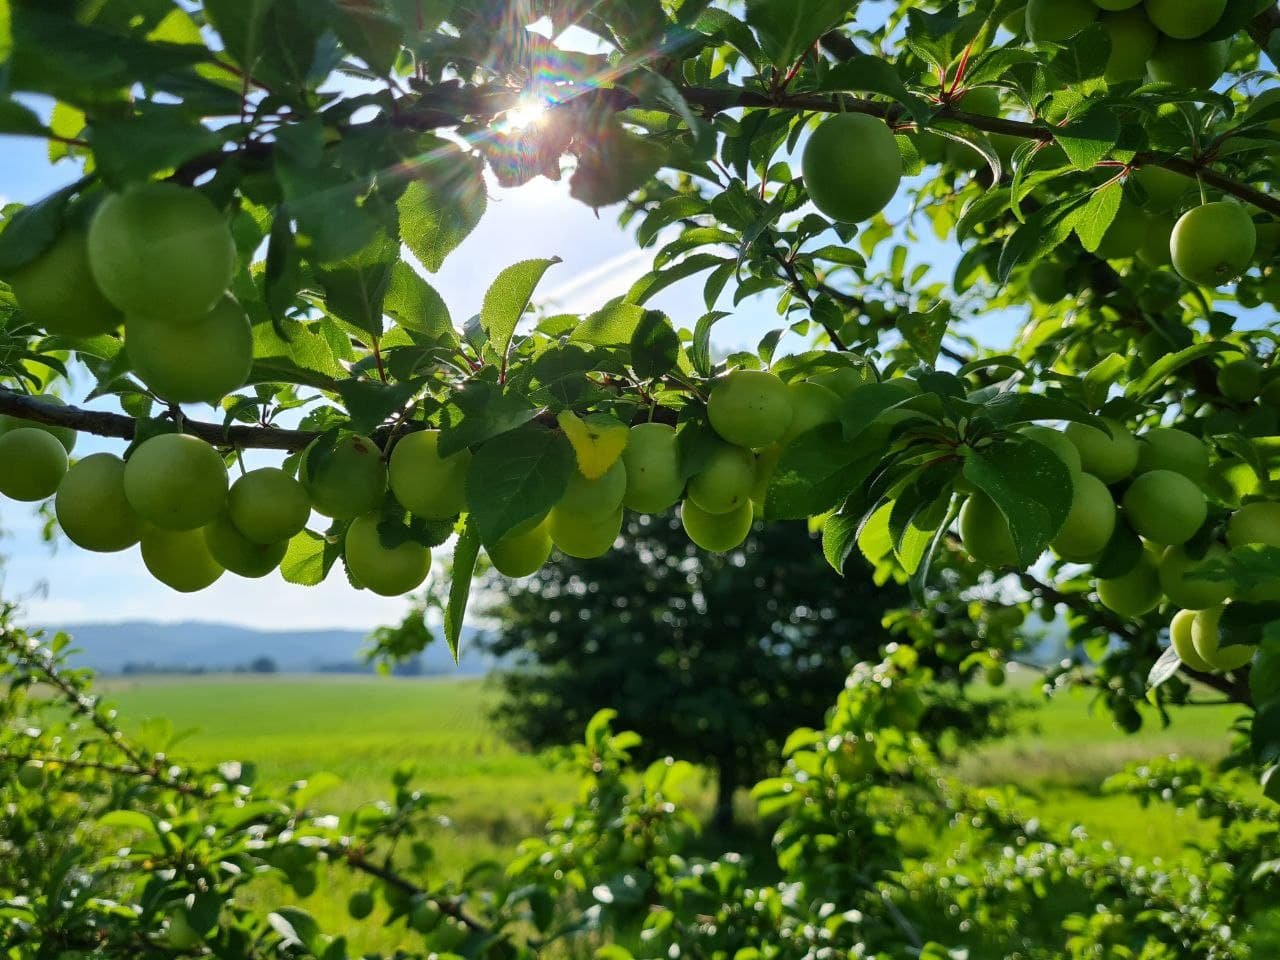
[[99, 668, 1247, 952]]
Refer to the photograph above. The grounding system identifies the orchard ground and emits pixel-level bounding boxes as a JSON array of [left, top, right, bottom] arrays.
[[98, 668, 1255, 954]]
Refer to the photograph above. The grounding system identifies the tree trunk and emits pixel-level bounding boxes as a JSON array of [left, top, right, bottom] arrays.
[[712, 757, 738, 831]]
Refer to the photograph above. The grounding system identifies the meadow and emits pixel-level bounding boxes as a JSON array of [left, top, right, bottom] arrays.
[[100, 668, 1246, 953]]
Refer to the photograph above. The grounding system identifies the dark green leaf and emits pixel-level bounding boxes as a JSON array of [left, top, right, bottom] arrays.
[[465, 424, 574, 546], [630, 310, 680, 379], [765, 423, 877, 520], [445, 517, 480, 663], [962, 437, 1073, 566]]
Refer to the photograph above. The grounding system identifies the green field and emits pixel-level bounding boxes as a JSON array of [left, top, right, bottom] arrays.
[[100, 668, 1246, 952]]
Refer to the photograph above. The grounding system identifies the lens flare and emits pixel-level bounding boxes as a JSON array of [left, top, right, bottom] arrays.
[[501, 97, 548, 132]]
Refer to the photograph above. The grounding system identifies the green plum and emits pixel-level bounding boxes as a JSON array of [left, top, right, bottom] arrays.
[[204, 513, 287, 578], [1171, 202, 1256, 287], [1022, 425, 1083, 477], [621, 422, 684, 513], [801, 113, 902, 223], [1135, 427, 1209, 481], [548, 505, 623, 559], [1217, 358, 1264, 403], [1096, 547, 1162, 617], [708, 369, 795, 449], [1158, 543, 1231, 610], [682, 499, 753, 552], [687, 443, 756, 515], [227, 467, 311, 544], [124, 433, 228, 530], [808, 366, 871, 397], [1227, 501, 1280, 548], [1191, 604, 1254, 671], [0, 396, 77, 452], [1102, 8, 1158, 83], [1170, 607, 1213, 671], [345, 514, 432, 596], [1145, 0, 1226, 39], [0, 427, 67, 501], [388, 429, 471, 520], [87, 183, 235, 323], [125, 296, 253, 405], [487, 518, 553, 577], [1028, 262, 1068, 302], [1026, 0, 1098, 42], [780, 381, 841, 443], [558, 458, 627, 519], [1066, 418, 1139, 483], [1123, 469, 1207, 545], [301, 434, 387, 519], [141, 525, 225, 593], [55, 453, 143, 552], [1147, 36, 1228, 88], [1095, 201, 1149, 259], [7, 229, 122, 338], [959, 491, 1020, 568], [1051, 473, 1117, 561], [1135, 165, 1189, 213], [1137, 213, 1175, 266], [348, 891, 375, 921]]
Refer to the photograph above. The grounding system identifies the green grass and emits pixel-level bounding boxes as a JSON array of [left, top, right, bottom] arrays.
[[99, 669, 1246, 951]]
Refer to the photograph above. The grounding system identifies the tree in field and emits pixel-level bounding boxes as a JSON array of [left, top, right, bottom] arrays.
[[0, 0, 1279, 952], [480, 513, 909, 827]]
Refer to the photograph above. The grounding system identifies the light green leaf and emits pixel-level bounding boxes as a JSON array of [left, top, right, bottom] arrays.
[[445, 518, 480, 663], [397, 146, 487, 272], [480, 258, 560, 360]]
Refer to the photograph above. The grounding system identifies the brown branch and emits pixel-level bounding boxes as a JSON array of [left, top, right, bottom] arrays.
[[334, 845, 491, 934], [1248, 4, 1280, 50]]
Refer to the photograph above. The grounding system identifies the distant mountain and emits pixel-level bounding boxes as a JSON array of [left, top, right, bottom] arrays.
[[41, 620, 490, 675]]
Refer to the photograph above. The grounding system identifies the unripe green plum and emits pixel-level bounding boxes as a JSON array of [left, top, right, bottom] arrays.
[[0, 397, 77, 452], [16, 760, 43, 789], [985, 665, 1007, 687], [125, 296, 253, 405], [1135, 427, 1209, 482], [388, 429, 471, 520], [124, 433, 228, 530], [409, 899, 443, 933], [1171, 202, 1256, 287], [348, 890, 375, 921], [944, 88, 1001, 169], [959, 491, 1020, 568], [1170, 607, 1213, 671], [801, 113, 902, 223], [227, 467, 310, 544], [1191, 604, 1254, 671], [687, 443, 756, 515], [1145, 0, 1226, 39], [141, 525, 225, 593], [1207, 457, 1261, 506], [55, 453, 143, 552], [1227, 500, 1280, 548], [1217, 358, 1264, 403], [1158, 543, 1231, 609], [1137, 213, 1175, 266], [808, 366, 870, 397], [1001, 6, 1027, 33], [548, 505, 622, 559], [780, 381, 841, 443], [1146, 36, 1228, 88], [7, 229, 123, 337], [1102, 9, 1158, 83], [487, 518, 553, 577], [1096, 547, 1162, 618], [682, 499, 753, 553], [1051, 473, 1117, 560], [707, 369, 794, 449], [1095, 201, 1149, 259], [1028, 262, 1068, 303], [345, 514, 432, 596], [0, 428, 67, 501], [1066, 418, 1139, 483], [621, 422, 683, 513], [301, 434, 386, 519], [87, 183, 235, 323], [1026, 0, 1098, 41], [1022, 425, 1083, 477], [558, 459, 627, 519], [204, 513, 286, 578], [1135, 165, 1189, 213], [1123, 469, 1207, 544]]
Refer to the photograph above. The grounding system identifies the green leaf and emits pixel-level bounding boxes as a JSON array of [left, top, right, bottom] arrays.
[[897, 303, 950, 366], [630, 310, 680, 379], [317, 231, 398, 339], [397, 146, 487, 272], [816, 55, 929, 122], [0, 98, 48, 136], [1070, 179, 1121, 253], [745, 0, 850, 68], [1127, 341, 1242, 400], [571, 301, 646, 347], [626, 253, 726, 305], [691, 310, 729, 377], [281, 527, 344, 586], [1219, 601, 1280, 650], [962, 438, 1073, 566], [264, 212, 302, 323], [335, 378, 418, 435], [465, 424, 574, 546], [838, 381, 917, 442], [0, 0, 11, 64], [437, 381, 538, 456], [1147, 644, 1181, 690], [480, 258, 561, 360], [385, 261, 455, 344], [330, 0, 403, 75], [0, 182, 78, 274], [444, 518, 480, 663], [1056, 106, 1119, 170], [89, 109, 227, 186], [765, 424, 877, 520]]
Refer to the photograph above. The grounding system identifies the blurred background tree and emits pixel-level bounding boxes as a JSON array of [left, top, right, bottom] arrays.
[[479, 512, 912, 827]]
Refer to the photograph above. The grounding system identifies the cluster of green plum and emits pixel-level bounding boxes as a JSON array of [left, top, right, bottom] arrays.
[[6, 183, 252, 406], [1017, 0, 1233, 90], [960, 405, 1279, 674]]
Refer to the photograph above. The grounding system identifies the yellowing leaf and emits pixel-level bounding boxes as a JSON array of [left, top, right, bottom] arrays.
[[557, 411, 629, 480]]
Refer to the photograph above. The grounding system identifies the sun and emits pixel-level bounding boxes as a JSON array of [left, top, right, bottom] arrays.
[[501, 97, 549, 132]]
